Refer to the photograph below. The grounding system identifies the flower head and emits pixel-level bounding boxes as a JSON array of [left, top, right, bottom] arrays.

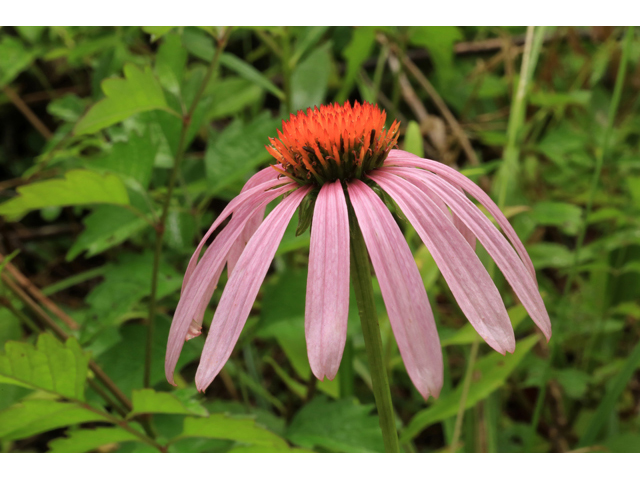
[[166, 101, 551, 400]]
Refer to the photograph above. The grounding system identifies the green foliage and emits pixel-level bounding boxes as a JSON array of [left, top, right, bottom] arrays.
[[1, 25, 640, 454], [74, 63, 173, 135], [0, 170, 129, 221], [287, 397, 384, 452], [0, 334, 89, 400]]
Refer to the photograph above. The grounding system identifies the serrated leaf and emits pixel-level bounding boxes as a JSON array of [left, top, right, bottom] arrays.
[[178, 415, 288, 448], [401, 335, 538, 441], [48, 426, 142, 453], [130, 389, 207, 417], [74, 63, 173, 135], [0, 400, 105, 441], [286, 397, 384, 453], [205, 112, 280, 195], [90, 127, 157, 188], [0, 169, 129, 222], [0, 334, 89, 400]]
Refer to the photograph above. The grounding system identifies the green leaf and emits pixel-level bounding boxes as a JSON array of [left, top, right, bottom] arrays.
[[48, 426, 142, 453], [207, 77, 263, 120], [291, 43, 331, 111], [15, 26, 46, 44], [530, 201, 583, 235], [143, 26, 176, 39], [336, 26, 376, 102], [0, 400, 105, 441], [67, 205, 149, 261], [74, 63, 173, 135], [579, 339, 640, 447], [47, 94, 88, 123], [527, 242, 592, 270], [178, 415, 289, 449], [205, 112, 280, 195], [89, 127, 157, 188], [0, 169, 129, 222], [553, 368, 591, 399], [86, 251, 182, 326], [0, 36, 37, 87], [0, 334, 89, 400], [221, 53, 285, 100], [403, 120, 424, 157], [408, 27, 463, 81], [529, 90, 592, 108], [130, 389, 207, 417], [155, 33, 187, 97], [401, 335, 538, 441], [286, 397, 384, 452]]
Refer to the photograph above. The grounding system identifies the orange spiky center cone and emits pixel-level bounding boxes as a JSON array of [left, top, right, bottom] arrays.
[[266, 101, 400, 186]]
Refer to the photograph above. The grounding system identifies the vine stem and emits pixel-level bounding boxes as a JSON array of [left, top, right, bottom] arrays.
[[144, 29, 231, 388], [348, 201, 400, 453]]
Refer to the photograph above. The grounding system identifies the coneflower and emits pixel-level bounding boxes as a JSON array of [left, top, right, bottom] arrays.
[[166, 100, 550, 407]]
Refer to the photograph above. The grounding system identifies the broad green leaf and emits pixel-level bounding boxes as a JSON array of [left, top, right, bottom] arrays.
[[291, 43, 331, 111], [130, 389, 207, 417], [66, 205, 149, 261], [155, 33, 187, 97], [0, 169, 129, 222], [403, 120, 424, 157], [0, 400, 105, 441], [86, 251, 182, 326], [48, 426, 141, 453], [527, 242, 592, 269], [15, 26, 46, 44], [74, 63, 173, 135], [89, 127, 157, 188], [0, 334, 89, 400], [286, 397, 384, 453], [336, 26, 376, 102], [207, 77, 263, 120], [0, 36, 37, 86], [205, 112, 280, 195], [96, 318, 203, 397], [47, 93, 88, 123], [0, 308, 22, 353], [401, 335, 538, 441], [529, 201, 583, 235], [178, 415, 288, 449]]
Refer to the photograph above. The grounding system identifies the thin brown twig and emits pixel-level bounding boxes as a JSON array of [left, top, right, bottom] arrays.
[[1, 272, 133, 412], [0, 254, 79, 330], [3, 86, 53, 140]]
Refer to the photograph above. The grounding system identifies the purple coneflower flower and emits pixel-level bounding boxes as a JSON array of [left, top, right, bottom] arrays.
[[165, 101, 551, 399]]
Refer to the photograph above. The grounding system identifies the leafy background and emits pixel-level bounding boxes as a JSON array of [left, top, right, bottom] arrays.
[[1, 26, 639, 453]]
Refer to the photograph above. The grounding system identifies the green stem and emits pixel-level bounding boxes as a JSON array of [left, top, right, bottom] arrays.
[[143, 30, 230, 388], [450, 335, 480, 451], [349, 204, 400, 453]]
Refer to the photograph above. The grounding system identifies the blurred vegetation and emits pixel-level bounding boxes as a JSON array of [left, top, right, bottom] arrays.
[[1, 26, 639, 453]]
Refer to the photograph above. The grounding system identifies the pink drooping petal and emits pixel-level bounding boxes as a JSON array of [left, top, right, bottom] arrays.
[[226, 168, 280, 276], [181, 168, 287, 294], [451, 187, 477, 250], [195, 186, 311, 391], [386, 166, 551, 341], [385, 149, 536, 284], [165, 182, 295, 385], [348, 180, 443, 400], [370, 170, 515, 354], [305, 181, 350, 381]]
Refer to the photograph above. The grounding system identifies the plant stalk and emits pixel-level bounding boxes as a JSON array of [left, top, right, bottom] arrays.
[[143, 29, 230, 388], [348, 204, 400, 453]]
